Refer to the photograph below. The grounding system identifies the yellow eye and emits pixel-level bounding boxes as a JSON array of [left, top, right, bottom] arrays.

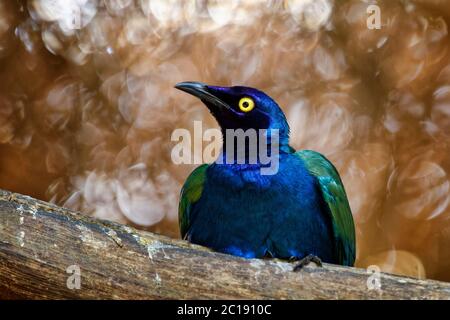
[[238, 97, 255, 113]]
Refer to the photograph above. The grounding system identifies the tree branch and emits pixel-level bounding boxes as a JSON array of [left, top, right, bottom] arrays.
[[0, 189, 449, 299]]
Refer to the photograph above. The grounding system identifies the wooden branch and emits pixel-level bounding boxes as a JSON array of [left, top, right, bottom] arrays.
[[0, 189, 449, 299]]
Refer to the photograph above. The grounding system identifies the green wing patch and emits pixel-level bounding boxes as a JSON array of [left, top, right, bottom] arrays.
[[179, 164, 208, 239], [296, 150, 356, 266]]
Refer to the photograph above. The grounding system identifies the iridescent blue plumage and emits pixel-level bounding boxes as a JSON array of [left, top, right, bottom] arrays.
[[176, 82, 356, 266]]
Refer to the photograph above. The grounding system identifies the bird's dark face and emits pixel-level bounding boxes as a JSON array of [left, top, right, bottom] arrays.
[[175, 82, 290, 140]]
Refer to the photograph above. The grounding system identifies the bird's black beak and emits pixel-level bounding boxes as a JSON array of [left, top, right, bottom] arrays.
[[175, 81, 233, 112]]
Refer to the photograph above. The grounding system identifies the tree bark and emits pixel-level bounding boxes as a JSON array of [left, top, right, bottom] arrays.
[[0, 189, 449, 299]]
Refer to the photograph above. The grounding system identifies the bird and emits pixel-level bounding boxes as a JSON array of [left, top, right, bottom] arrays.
[[175, 81, 356, 268]]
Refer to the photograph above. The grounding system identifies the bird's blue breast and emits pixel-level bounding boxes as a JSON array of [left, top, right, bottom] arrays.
[[185, 153, 336, 263]]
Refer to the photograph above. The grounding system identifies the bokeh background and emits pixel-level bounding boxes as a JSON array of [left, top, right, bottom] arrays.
[[1, 0, 450, 281]]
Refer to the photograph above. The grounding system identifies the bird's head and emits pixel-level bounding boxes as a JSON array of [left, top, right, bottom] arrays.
[[175, 82, 290, 146]]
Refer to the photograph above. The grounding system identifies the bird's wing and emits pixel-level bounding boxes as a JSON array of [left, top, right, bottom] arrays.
[[296, 150, 356, 266], [178, 164, 208, 239]]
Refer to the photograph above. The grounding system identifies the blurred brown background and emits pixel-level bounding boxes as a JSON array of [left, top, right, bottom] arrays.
[[1, 0, 450, 281]]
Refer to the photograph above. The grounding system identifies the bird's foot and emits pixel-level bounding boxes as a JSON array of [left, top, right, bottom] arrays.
[[293, 255, 323, 272]]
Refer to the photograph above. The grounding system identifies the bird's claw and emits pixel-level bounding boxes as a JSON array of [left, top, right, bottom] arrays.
[[293, 254, 323, 272]]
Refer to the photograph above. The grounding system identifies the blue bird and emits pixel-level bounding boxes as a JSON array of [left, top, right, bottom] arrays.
[[175, 82, 356, 267]]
